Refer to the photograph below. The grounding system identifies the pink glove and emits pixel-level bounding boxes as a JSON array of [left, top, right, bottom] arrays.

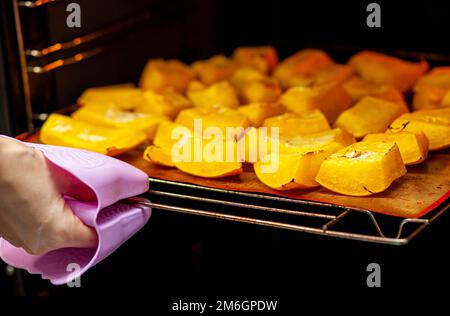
[[0, 137, 97, 255]]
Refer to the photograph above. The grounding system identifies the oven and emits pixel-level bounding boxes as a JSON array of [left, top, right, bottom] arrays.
[[1, 0, 450, 305]]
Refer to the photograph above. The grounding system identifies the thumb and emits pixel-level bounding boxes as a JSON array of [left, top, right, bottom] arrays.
[[59, 203, 98, 249]]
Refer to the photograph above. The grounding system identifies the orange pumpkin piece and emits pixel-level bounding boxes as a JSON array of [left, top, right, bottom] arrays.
[[187, 80, 239, 111], [254, 142, 344, 190], [315, 142, 407, 196], [232, 46, 279, 74], [192, 55, 236, 85], [334, 96, 408, 139], [263, 110, 330, 138], [139, 59, 194, 93], [173, 137, 242, 178], [387, 108, 450, 150], [77, 84, 141, 109], [237, 102, 285, 127], [348, 50, 428, 92], [274, 49, 334, 89], [239, 127, 355, 164], [285, 64, 353, 88], [71, 103, 167, 139], [138, 89, 192, 119], [40, 113, 146, 156], [413, 67, 450, 110], [280, 83, 352, 123], [143, 145, 175, 167], [240, 77, 282, 104], [175, 107, 249, 139], [362, 131, 428, 165], [344, 76, 407, 108]]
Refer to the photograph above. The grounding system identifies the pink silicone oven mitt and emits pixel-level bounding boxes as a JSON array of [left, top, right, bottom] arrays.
[[0, 140, 151, 285]]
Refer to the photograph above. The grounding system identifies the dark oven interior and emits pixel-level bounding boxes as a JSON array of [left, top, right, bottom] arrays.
[[1, 0, 450, 300]]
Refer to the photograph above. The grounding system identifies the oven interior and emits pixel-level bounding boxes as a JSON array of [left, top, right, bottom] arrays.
[[1, 0, 450, 297]]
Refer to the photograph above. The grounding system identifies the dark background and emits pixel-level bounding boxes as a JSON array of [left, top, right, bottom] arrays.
[[1, 0, 450, 310]]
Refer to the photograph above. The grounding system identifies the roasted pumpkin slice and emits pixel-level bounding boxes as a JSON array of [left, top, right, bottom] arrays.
[[343, 76, 407, 108], [387, 110, 450, 150], [273, 49, 334, 89], [229, 67, 267, 93], [315, 142, 407, 196], [40, 114, 146, 155], [77, 84, 142, 109], [153, 121, 191, 149], [143, 145, 175, 167], [139, 59, 194, 93], [362, 131, 428, 165], [239, 127, 354, 163], [173, 137, 242, 178], [187, 80, 239, 111], [413, 67, 450, 109], [334, 96, 407, 139], [348, 50, 428, 92], [280, 83, 352, 123], [192, 55, 236, 85], [232, 46, 278, 74], [137, 89, 192, 119], [175, 107, 249, 139], [237, 102, 285, 127], [254, 142, 343, 190], [284, 64, 353, 88], [280, 128, 356, 153], [240, 77, 282, 104], [71, 103, 167, 139], [263, 110, 330, 138]]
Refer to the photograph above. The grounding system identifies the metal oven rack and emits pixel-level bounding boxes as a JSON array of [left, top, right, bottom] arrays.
[[132, 178, 450, 246]]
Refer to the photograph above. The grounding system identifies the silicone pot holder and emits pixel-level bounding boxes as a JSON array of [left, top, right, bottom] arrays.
[[0, 140, 151, 285]]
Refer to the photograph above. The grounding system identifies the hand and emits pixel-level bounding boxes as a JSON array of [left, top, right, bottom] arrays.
[[0, 137, 97, 255]]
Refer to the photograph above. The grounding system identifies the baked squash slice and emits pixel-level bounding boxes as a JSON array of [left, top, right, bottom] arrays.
[[254, 142, 344, 190], [315, 142, 407, 196], [263, 110, 330, 138], [41, 113, 146, 155], [387, 108, 450, 150], [363, 131, 429, 165]]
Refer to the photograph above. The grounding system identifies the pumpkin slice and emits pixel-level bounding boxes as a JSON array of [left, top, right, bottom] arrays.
[[413, 67, 450, 110], [280, 83, 352, 123], [344, 76, 407, 108], [263, 110, 330, 138], [348, 50, 428, 92], [254, 142, 343, 190], [187, 80, 239, 111], [274, 49, 334, 89], [239, 127, 354, 163], [334, 96, 407, 139], [40, 113, 146, 155], [139, 59, 194, 93], [240, 77, 282, 104], [285, 64, 353, 88], [237, 102, 285, 127], [143, 145, 175, 167], [315, 142, 407, 196], [173, 137, 242, 178], [362, 131, 429, 165], [138, 89, 192, 119], [387, 110, 450, 150], [77, 84, 142, 109], [153, 121, 191, 148], [192, 55, 236, 85], [71, 103, 167, 139], [175, 107, 249, 139], [232, 46, 278, 74]]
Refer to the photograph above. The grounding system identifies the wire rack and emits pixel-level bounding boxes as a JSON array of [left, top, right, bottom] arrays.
[[130, 177, 450, 246]]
